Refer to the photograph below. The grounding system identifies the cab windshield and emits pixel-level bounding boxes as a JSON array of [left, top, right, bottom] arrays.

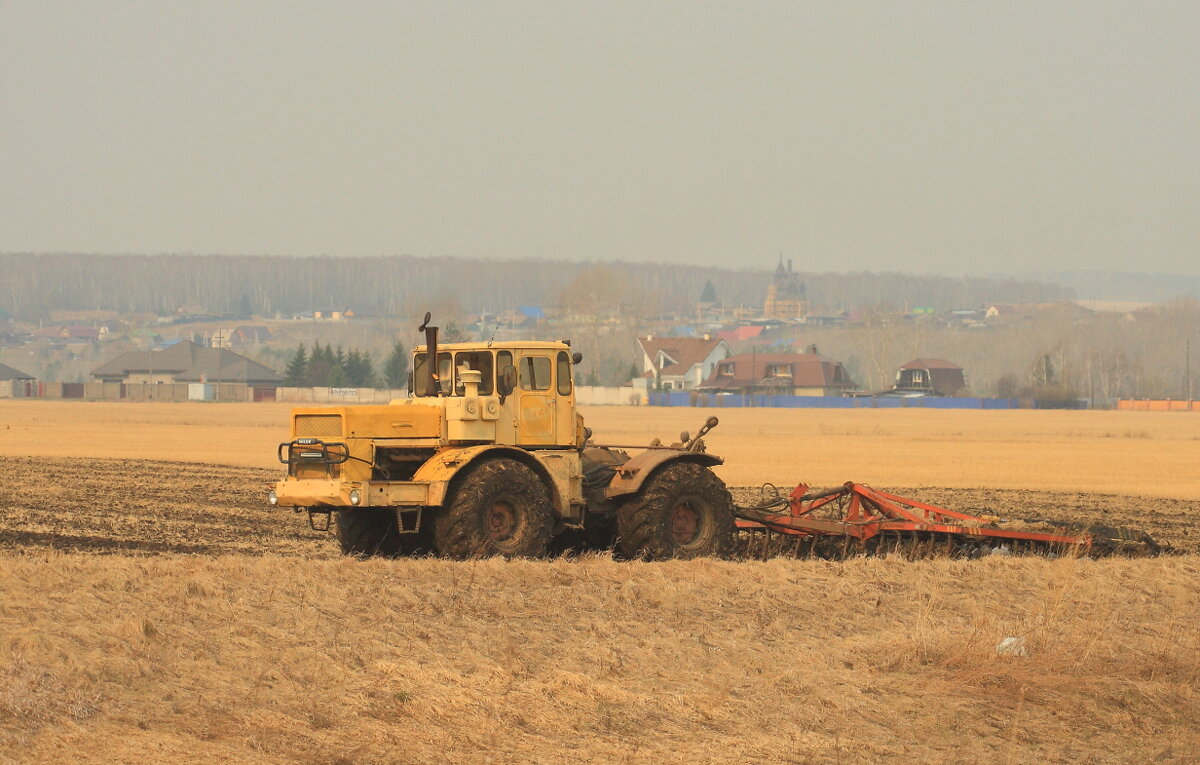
[[413, 350, 495, 396]]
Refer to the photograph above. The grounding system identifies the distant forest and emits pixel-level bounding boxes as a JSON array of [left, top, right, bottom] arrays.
[[0, 253, 1072, 320]]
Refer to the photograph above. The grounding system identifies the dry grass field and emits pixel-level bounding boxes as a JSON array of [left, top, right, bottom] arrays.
[[2, 400, 1199, 763], [3, 553, 1197, 764]]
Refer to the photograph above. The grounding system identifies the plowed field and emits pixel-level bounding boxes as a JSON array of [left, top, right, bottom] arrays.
[[3, 457, 1198, 556]]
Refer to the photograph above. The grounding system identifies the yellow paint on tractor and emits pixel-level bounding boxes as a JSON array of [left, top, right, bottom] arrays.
[[269, 324, 729, 560]]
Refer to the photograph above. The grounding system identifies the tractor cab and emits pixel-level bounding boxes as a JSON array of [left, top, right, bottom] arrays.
[[407, 340, 582, 448]]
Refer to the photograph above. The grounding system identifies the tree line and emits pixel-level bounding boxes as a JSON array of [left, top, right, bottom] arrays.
[[0, 252, 1073, 321], [284, 341, 409, 389]]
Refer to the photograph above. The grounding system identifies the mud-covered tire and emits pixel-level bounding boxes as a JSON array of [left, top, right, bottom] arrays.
[[335, 508, 404, 557], [617, 462, 734, 560], [433, 458, 554, 559]]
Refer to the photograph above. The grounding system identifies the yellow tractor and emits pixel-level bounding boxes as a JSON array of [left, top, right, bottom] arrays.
[[269, 313, 733, 559]]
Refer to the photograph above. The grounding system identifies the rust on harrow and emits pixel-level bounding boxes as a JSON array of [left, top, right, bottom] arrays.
[[734, 482, 1161, 559]]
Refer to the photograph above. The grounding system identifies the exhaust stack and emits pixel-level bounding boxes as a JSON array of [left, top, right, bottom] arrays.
[[418, 311, 440, 397]]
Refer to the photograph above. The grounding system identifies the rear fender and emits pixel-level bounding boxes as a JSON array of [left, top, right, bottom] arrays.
[[604, 450, 724, 500]]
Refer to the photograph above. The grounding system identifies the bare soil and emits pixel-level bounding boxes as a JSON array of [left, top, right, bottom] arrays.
[[3, 457, 1196, 557]]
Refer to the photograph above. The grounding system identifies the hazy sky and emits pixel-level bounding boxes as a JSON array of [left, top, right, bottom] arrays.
[[2, 2, 1198, 274]]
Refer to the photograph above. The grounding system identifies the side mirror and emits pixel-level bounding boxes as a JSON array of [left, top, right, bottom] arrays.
[[406, 371, 414, 394], [498, 365, 517, 396], [572, 352, 583, 365]]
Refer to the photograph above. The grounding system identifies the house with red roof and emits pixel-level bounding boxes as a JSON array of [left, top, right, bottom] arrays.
[[699, 346, 857, 396]]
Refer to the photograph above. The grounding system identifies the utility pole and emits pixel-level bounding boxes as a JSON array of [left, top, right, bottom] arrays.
[[214, 330, 225, 401], [750, 345, 756, 408], [1187, 338, 1192, 404]]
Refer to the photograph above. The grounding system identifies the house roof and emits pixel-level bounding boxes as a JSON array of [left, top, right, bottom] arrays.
[[0, 362, 35, 380], [638, 336, 725, 376], [717, 325, 764, 343], [701, 352, 856, 390], [900, 358, 962, 371], [92, 340, 281, 383]]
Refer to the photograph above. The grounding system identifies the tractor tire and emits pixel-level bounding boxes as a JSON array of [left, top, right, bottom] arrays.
[[335, 508, 403, 557], [617, 462, 735, 560], [433, 458, 554, 559]]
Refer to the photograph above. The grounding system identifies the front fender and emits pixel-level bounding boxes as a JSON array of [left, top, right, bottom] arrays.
[[411, 445, 570, 514], [604, 449, 723, 500]]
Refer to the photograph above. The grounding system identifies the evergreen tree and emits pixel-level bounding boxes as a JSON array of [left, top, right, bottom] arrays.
[[383, 340, 409, 388], [284, 344, 308, 386], [306, 343, 334, 386], [329, 362, 348, 388], [344, 349, 378, 387], [700, 280, 717, 303]]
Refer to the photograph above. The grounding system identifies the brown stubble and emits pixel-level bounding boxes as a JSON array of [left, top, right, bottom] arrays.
[[0, 553, 1197, 764]]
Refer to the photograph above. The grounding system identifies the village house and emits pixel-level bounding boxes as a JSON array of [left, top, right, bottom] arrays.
[[893, 358, 966, 397], [203, 326, 273, 349], [636, 335, 732, 391], [92, 340, 281, 386], [0, 362, 37, 398], [312, 308, 355, 321], [700, 345, 857, 396]]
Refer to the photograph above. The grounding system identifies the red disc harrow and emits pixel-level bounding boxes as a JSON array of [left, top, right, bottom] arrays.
[[734, 482, 1160, 558]]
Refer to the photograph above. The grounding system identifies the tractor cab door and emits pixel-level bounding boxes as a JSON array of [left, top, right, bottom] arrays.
[[516, 352, 555, 445]]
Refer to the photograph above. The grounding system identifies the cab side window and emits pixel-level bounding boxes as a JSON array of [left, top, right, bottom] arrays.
[[556, 351, 572, 395], [497, 351, 513, 390], [519, 356, 552, 391]]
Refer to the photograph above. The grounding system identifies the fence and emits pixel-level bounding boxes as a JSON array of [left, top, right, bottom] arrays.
[[1117, 399, 1200, 412], [275, 387, 408, 404], [647, 392, 1020, 409], [575, 386, 642, 406]]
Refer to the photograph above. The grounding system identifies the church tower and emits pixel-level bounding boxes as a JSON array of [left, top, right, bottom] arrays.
[[763, 257, 808, 319]]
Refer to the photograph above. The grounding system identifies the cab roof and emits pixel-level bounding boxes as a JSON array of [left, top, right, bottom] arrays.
[[415, 340, 571, 353]]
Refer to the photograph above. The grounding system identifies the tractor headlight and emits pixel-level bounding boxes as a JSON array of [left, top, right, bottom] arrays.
[[268, 490, 278, 506], [349, 489, 361, 506]]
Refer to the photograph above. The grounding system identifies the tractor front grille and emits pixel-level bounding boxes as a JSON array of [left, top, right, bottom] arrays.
[[294, 414, 343, 438]]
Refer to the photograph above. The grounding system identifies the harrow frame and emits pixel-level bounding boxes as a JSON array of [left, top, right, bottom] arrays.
[[733, 482, 1135, 555]]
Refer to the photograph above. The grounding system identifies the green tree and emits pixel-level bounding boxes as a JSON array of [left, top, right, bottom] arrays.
[[284, 344, 308, 386], [383, 340, 409, 388], [442, 320, 469, 343], [306, 343, 335, 387], [700, 280, 717, 303], [344, 349, 377, 387], [329, 362, 348, 388]]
